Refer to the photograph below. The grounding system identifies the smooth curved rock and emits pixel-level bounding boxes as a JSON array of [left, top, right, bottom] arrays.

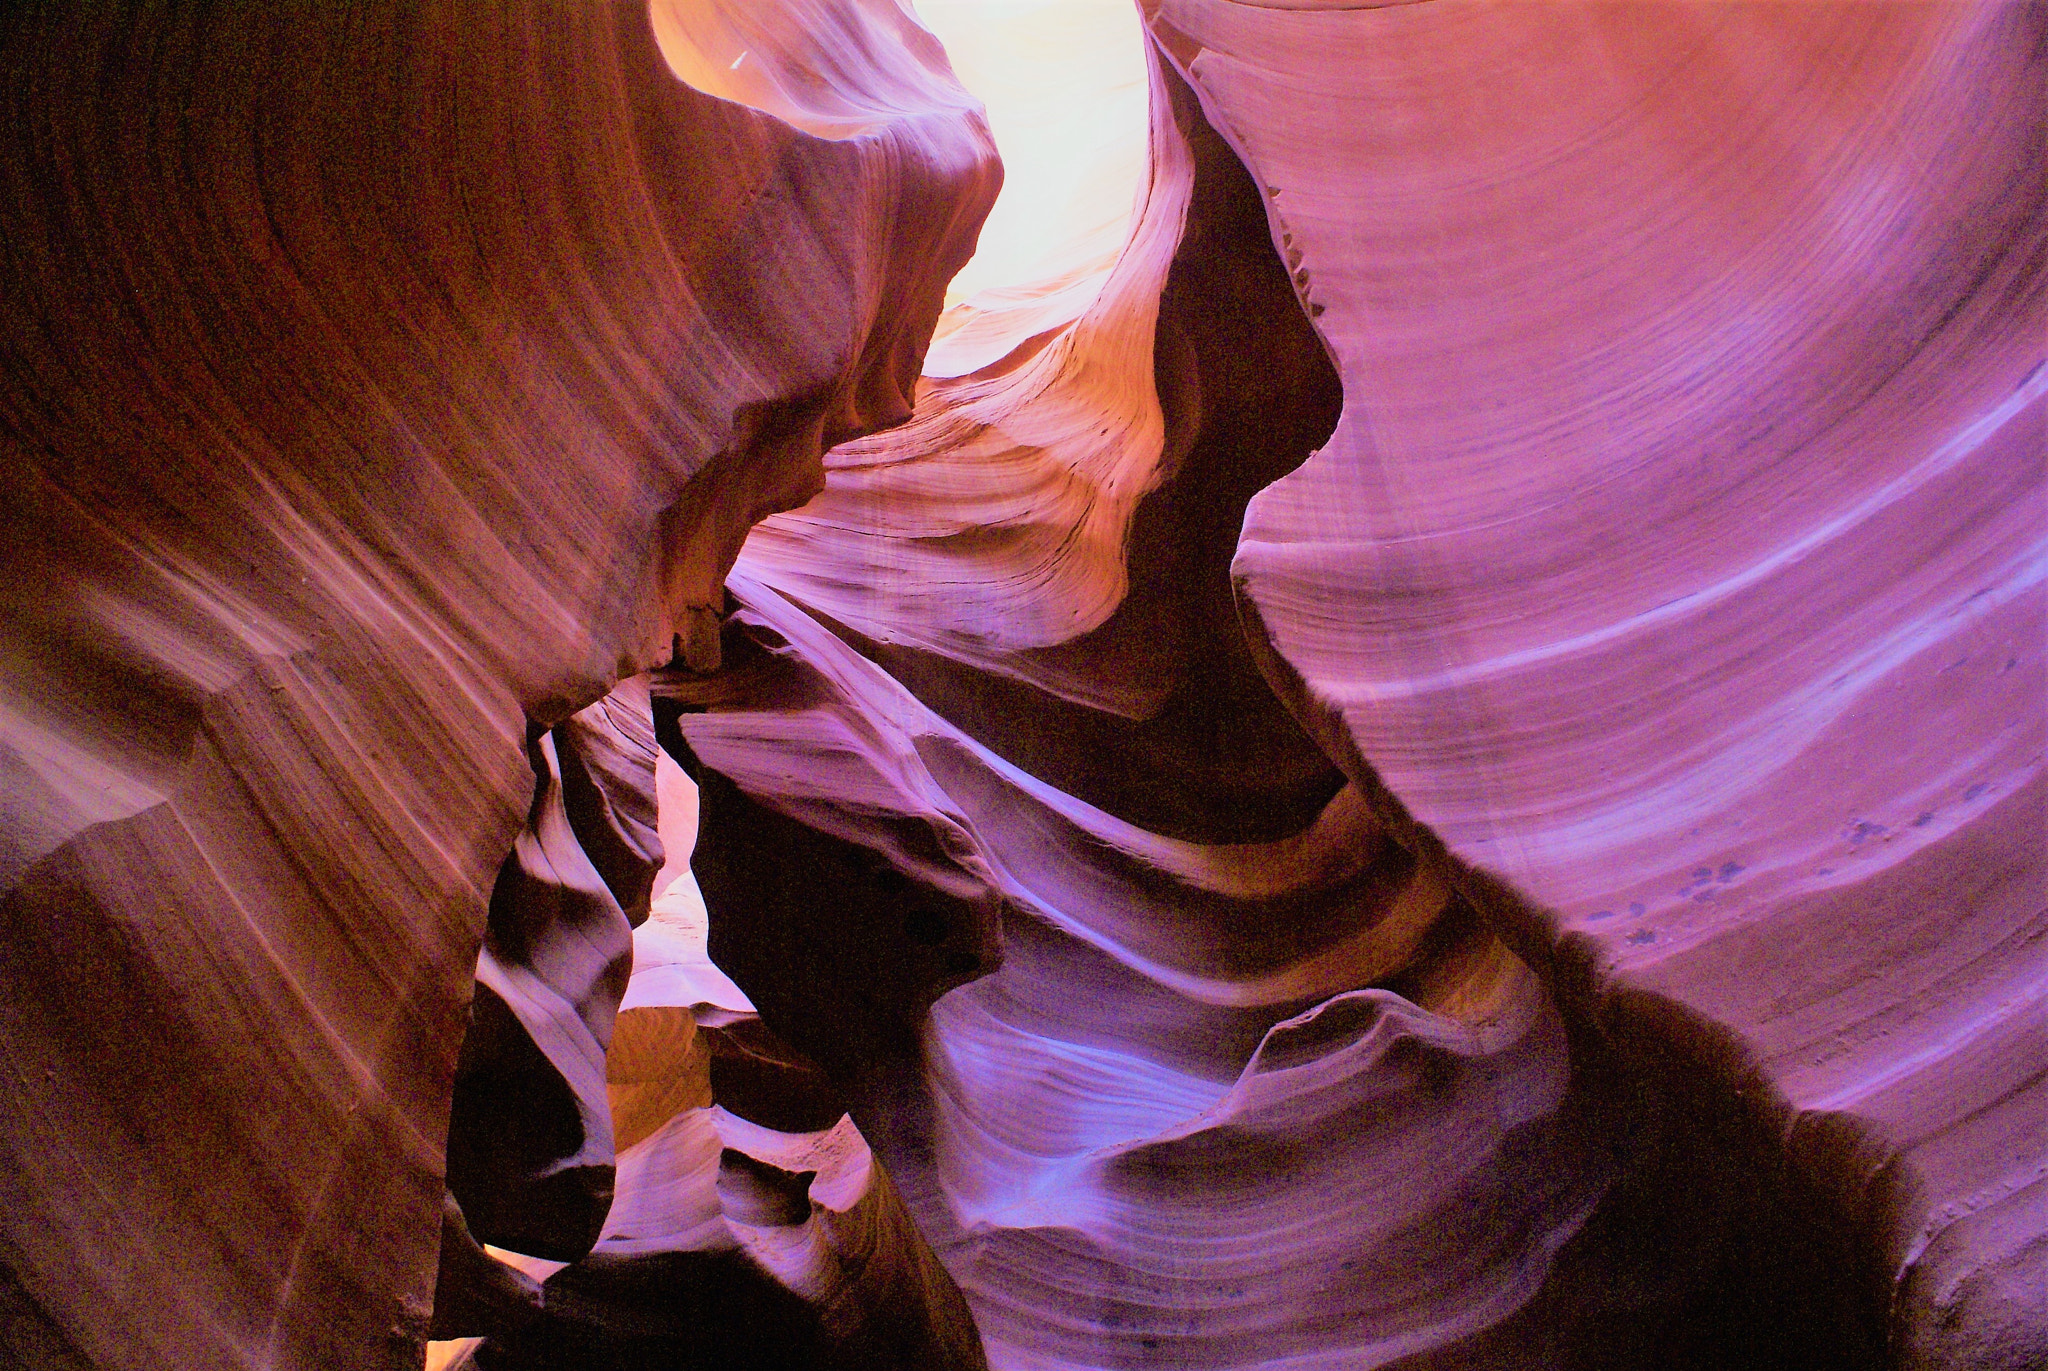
[[1145, 2, 2044, 1364], [445, 684, 649, 1264], [670, 3, 2043, 1368], [0, 3, 995, 1366], [674, 39, 1607, 1371], [2, 0, 2040, 1367], [446, 835, 988, 1369]]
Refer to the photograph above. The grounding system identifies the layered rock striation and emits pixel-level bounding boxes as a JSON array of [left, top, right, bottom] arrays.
[[1152, 2, 2045, 1364], [676, 2, 2046, 1369], [0, 1, 2040, 1369], [0, 2, 994, 1366]]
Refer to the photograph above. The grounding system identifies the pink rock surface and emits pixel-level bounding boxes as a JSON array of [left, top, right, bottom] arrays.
[[439, 851, 989, 1369], [680, 39, 1609, 1371], [675, 3, 2044, 1368], [0, 0, 2039, 1368], [1150, 2, 2044, 1364]]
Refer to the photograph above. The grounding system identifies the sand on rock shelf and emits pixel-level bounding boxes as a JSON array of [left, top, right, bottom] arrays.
[[0, 2, 2040, 1370]]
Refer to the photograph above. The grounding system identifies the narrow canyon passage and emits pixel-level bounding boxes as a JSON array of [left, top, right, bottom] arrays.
[[0, 4, 2040, 1371], [647, 29, 1901, 1371], [681, 45, 1608, 1368]]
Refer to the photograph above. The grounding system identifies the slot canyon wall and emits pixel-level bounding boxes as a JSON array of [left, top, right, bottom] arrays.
[[0, 2, 997, 1366], [0, 3, 2041, 1371]]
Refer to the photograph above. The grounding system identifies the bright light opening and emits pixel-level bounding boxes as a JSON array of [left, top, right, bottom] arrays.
[[915, 0, 1150, 311]]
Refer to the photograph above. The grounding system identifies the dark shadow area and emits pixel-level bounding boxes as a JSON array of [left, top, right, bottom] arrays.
[[463, 1249, 845, 1371], [1382, 913, 1889, 1371], [665, 711, 1001, 1082]]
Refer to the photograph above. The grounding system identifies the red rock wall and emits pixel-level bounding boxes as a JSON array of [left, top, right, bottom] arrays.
[[1, 1, 2040, 1369], [0, 3, 994, 1367]]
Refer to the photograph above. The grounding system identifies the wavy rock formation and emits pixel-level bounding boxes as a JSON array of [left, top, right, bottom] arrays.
[[1, 1, 2040, 1369], [682, 38, 1611, 1371], [443, 676, 664, 1264], [435, 854, 988, 1370], [672, 3, 2045, 1370], [0, 3, 994, 1367], [1150, 3, 2045, 1366]]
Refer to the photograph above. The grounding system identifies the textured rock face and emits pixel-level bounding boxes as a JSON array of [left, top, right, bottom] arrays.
[[1, 2, 2041, 1371], [0, 2, 993, 1367], [1151, 3, 2045, 1366], [686, 43, 1607, 1369], [675, 3, 2045, 1370]]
